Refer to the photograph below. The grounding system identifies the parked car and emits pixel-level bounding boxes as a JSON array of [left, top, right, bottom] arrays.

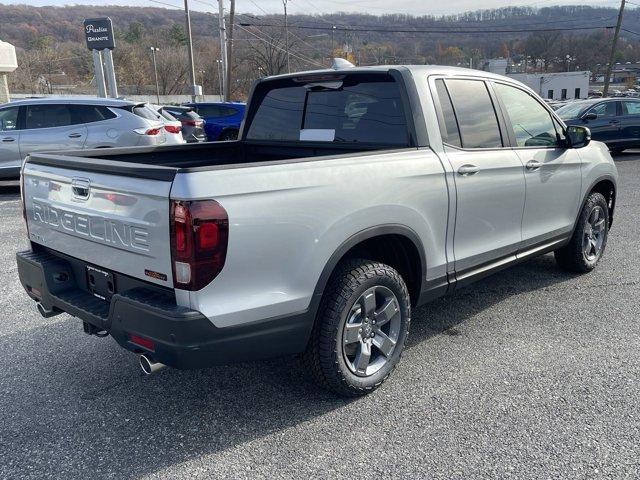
[[17, 65, 617, 396], [161, 105, 206, 143], [557, 97, 640, 153], [181, 101, 245, 141], [147, 104, 185, 145], [0, 97, 168, 179]]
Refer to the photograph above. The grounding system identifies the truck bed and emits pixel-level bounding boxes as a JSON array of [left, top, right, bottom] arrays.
[[26, 140, 398, 179]]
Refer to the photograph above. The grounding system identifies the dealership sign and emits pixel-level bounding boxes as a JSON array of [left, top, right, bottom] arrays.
[[83, 18, 115, 50]]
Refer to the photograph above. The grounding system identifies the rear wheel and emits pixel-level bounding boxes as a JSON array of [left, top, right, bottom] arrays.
[[303, 259, 411, 397], [555, 192, 609, 273]]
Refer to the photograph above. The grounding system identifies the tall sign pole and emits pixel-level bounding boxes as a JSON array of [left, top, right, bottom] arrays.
[[84, 18, 117, 98], [91, 50, 107, 98], [603, 0, 626, 97]]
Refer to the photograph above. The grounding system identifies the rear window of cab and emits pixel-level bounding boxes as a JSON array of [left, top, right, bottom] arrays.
[[245, 73, 411, 146]]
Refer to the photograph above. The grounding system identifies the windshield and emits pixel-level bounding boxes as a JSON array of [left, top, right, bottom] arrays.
[[246, 73, 410, 146], [556, 102, 590, 120]]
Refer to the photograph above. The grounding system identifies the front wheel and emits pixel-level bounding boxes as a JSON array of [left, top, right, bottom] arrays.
[[303, 259, 411, 397], [555, 192, 609, 273]]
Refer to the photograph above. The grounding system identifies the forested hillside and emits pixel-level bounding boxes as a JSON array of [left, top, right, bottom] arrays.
[[1, 4, 638, 98]]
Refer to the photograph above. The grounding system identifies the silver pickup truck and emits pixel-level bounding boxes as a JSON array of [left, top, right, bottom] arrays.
[[17, 65, 618, 396]]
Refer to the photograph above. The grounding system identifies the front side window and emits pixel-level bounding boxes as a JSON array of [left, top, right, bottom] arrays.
[[247, 74, 409, 145], [493, 82, 560, 148], [444, 79, 502, 149], [25, 104, 72, 129], [588, 102, 617, 118], [0, 107, 19, 131]]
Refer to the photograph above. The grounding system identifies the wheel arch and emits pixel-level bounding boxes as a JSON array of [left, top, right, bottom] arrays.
[[308, 225, 427, 318], [582, 175, 617, 229]]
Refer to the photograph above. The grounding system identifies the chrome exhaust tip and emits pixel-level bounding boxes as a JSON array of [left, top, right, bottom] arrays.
[[139, 354, 166, 375], [37, 302, 60, 318]]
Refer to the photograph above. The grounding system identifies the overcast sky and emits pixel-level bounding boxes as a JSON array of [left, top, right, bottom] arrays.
[[0, 0, 624, 16]]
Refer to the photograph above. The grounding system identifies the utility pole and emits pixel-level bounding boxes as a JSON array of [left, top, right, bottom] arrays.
[[218, 0, 227, 100], [283, 0, 290, 73], [216, 59, 223, 100], [183, 0, 198, 102], [225, 0, 235, 101], [603, 0, 625, 97], [150, 46, 161, 104]]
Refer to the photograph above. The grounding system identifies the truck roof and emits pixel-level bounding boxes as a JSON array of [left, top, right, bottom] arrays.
[[263, 64, 514, 83]]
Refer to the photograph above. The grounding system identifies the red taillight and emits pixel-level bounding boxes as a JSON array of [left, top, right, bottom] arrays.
[[170, 199, 229, 291], [181, 119, 201, 127], [165, 125, 181, 134], [146, 128, 161, 135], [129, 333, 155, 351]]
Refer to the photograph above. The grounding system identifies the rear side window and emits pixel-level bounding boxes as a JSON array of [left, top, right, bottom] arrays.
[[622, 101, 640, 115], [434, 79, 461, 147], [25, 104, 72, 129], [132, 105, 161, 121], [246, 74, 410, 146], [0, 107, 19, 131], [444, 79, 502, 149], [70, 105, 117, 124]]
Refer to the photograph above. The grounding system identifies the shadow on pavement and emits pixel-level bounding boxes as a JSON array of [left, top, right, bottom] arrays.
[[0, 254, 578, 479]]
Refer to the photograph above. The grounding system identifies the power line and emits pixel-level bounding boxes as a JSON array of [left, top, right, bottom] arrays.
[[239, 21, 614, 35], [234, 23, 326, 68]]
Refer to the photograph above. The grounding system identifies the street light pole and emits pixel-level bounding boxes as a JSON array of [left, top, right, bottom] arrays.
[[183, 0, 198, 102], [283, 0, 290, 73], [150, 46, 161, 104]]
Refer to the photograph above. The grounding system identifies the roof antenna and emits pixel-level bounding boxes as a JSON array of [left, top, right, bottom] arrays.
[[331, 57, 355, 70]]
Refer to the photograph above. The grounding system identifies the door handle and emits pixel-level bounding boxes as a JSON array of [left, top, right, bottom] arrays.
[[68, 133, 83, 138], [526, 160, 542, 171], [1, 137, 15, 143], [609, 120, 620, 124], [457, 164, 480, 176]]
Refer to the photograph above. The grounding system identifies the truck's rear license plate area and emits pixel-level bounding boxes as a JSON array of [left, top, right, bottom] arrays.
[[86, 265, 115, 301]]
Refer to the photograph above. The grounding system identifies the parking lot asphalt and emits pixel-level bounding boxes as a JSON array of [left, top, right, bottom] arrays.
[[0, 153, 639, 480]]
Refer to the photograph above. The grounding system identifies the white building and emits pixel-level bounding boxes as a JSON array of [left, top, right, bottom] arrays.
[[480, 58, 509, 76], [508, 71, 590, 100]]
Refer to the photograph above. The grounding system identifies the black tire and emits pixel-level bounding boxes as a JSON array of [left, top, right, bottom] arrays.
[[555, 192, 609, 273], [303, 258, 411, 397], [218, 129, 238, 141]]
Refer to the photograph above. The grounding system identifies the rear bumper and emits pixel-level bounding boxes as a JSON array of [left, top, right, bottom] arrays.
[[17, 248, 313, 369]]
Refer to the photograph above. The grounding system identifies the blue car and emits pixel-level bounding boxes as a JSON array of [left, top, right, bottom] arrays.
[[557, 98, 640, 153], [181, 102, 245, 141]]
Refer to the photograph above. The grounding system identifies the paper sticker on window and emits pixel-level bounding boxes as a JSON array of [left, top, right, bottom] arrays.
[[300, 129, 335, 142]]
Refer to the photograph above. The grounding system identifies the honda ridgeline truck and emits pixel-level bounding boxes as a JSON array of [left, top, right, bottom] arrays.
[[17, 65, 618, 396]]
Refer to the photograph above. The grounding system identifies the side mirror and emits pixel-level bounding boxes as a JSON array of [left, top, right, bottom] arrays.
[[582, 112, 598, 121], [567, 125, 591, 148]]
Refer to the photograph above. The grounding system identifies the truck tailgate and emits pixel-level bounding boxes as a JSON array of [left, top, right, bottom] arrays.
[[22, 155, 177, 288]]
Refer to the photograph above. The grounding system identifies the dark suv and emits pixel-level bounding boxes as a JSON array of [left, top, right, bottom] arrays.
[[557, 98, 640, 153]]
